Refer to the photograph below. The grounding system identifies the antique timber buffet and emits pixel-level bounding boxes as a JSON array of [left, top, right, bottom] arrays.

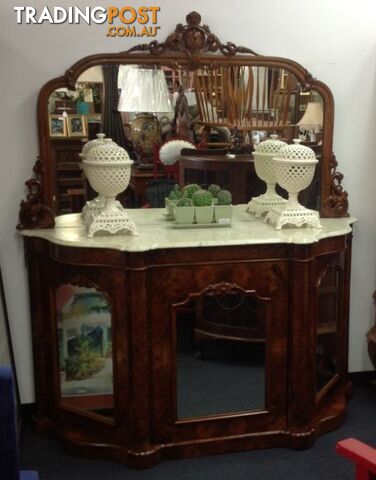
[[18, 12, 353, 468]]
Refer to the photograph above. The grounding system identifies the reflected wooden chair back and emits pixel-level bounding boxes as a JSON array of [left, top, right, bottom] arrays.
[[194, 65, 299, 142]]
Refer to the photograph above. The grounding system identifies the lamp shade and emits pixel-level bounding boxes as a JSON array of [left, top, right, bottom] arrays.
[[77, 66, 104, 83], [118, 68, 173, 113], [298, 102, 323, 132]]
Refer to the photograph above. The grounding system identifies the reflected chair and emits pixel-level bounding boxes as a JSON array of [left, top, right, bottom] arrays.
[[0, 366, 39, 480], [194, 65, 298, 142], [336, 438, 376, 480]]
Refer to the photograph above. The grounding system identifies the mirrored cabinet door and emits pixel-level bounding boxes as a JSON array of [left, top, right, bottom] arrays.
[[150, 262, 288, 442], [315, 254, 345, 399], [46, 261, 128, 426], [175, 291, 267, 419]]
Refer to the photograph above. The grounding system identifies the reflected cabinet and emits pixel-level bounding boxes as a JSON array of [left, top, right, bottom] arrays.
[[24, 225, 352, 468]]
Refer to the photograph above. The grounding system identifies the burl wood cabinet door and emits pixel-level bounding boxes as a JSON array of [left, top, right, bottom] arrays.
[[149, 258, 288, 444]]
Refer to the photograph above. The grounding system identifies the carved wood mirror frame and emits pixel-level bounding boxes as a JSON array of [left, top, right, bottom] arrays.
[[17, 11, 348, 229]]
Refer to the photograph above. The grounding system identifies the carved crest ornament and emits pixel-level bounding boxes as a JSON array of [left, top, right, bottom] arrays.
[[126, 11, 257, 62], [17, 11, 349, 229]]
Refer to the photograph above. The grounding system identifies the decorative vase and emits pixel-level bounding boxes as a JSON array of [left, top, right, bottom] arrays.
[[80, 134, 123, 225], [246, 134, 287, 217], [76, 101, 89, 114], [265, 139, 322, 230], [165, 198, 174, 217], [82, 140, 138, 237], [131, 113, 161, 169]]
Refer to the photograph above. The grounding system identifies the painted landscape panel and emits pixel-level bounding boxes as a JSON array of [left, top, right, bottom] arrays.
[[56, 284, 113, 399]]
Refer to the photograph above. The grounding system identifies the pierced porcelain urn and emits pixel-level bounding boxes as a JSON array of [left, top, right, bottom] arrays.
[[246, 134, 287, 217], [265, 139, 322, 230], [81, 133, 106, 157], [80, 134, 123, 225], [82, 140, 138, 237]]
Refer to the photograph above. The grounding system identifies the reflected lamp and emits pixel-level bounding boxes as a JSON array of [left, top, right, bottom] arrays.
[[118, 68, 173, 169], [298, 101, 323, 142]]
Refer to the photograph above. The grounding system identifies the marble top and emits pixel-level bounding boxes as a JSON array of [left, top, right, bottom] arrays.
[[20, 206, 356, 253]]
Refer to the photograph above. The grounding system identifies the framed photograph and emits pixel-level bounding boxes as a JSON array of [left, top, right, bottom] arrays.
[[86, 114, 101, 123], [67, 114, 87, 138], [49, 114, 67, 138], [0, 267, 20, 405]]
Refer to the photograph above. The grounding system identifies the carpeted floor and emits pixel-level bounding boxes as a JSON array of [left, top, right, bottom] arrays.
[[20, 382, 376, 480]]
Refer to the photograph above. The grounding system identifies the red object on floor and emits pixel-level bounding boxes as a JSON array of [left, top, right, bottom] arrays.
[[336, 438, 376, 480]]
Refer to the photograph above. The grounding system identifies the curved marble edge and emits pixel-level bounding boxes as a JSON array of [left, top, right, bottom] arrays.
[[19, 206, 357, 253]]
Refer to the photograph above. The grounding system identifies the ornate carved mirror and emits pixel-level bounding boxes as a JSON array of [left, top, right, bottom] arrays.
[[17, 11, 349, 229]]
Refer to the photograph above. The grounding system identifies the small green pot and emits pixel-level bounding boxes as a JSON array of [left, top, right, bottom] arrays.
[[214, 205, 233, 224], [165, 198, 175, 217], [174, 206, 195, 224], [195, 205, 214, 224]]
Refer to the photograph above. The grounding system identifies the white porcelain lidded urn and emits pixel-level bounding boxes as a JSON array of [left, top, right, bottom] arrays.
[[82, 140, 138, 237], [80, 134, 124, 225], [265, 139, 322, 230], [246, 134, 287, 217], [81, 132, 106, 158]]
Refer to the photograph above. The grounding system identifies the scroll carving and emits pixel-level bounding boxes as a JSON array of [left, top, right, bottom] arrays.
[[174, 281, 269, 308], [54, 273, 112, 307], [323, 154, 349, 217], [64, 68, 77, 90], [125, 11, 257, 65], [17, 158, 55, 230], [56, 274, 101, 291]]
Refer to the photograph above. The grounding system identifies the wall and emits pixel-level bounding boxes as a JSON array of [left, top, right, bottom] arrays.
[[0, 0, 375, 403]]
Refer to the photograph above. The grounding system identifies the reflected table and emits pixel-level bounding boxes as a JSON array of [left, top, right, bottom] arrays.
[[179, 154, 264, 204]]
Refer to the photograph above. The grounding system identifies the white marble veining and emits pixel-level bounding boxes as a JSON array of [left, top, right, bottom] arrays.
[[19, 206, 357, 252]]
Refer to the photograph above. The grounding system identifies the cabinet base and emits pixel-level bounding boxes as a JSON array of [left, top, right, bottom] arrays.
[[31, 387, 348, 469]]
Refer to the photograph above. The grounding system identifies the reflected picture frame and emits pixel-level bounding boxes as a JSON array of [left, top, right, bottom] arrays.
[[86, 114, 101, 123], [49, 114, 67, 138], [67, 114, 87, 138]]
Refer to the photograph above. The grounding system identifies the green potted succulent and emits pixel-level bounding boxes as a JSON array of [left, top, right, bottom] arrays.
[[214, 189, 233, 224], [174, 197, 195, 224], [192, 189, 214, 223], [182, 183, 201, 199], [208, 184, 221, 204], [165, 184, 182, 217]]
